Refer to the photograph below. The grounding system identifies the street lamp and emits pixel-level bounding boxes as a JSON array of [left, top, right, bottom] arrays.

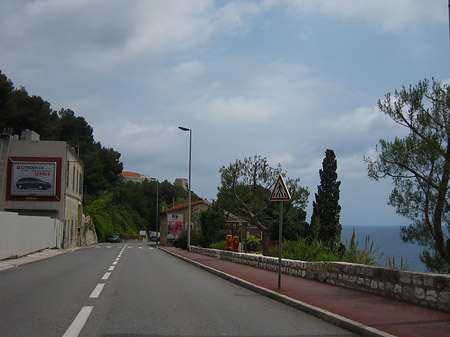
[[151, 177, 159, 245], [178, 126, 192, 250]]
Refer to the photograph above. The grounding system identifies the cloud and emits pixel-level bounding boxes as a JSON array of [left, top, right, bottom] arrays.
[[0, 0, 444, 227], [285, 0, 446, 33], [171, 61, 207, 78], [0, 0, 279, 73], [211, 0, 277, 34], [206, 96, 278, 122], [0, 1, 210, 71]]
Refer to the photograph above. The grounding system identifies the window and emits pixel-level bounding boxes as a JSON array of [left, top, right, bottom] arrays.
[[79, 172, 83, 195], [66, 161, 70, 187]]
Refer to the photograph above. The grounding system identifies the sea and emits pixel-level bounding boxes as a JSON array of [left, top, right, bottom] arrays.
[[341, 225, 428, 273]]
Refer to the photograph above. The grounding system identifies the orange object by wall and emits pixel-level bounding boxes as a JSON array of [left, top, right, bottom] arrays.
[[233, 236, 239, 252], [226, 235, 232, 250]]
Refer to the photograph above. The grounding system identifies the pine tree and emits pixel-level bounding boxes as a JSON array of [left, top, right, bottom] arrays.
[[310, 149, 342, 246]]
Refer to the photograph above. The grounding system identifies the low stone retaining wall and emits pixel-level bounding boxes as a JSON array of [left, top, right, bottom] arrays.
[[190, 246, 450, 312]]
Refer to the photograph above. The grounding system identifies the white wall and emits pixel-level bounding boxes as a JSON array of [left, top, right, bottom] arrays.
[[0, 211, 62, 260]]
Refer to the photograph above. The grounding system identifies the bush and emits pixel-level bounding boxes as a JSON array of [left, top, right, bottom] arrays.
[[207, 235, 260, 252], [177, 229, 201, 250], [85, 198, 143, 242], [269, 234, 379, 265], [199, 209, 227, 247], [246, 235, 260, 252], [274, 239, 340, 261], [340, 230, 379, 265], [210, 241, 227, 250]]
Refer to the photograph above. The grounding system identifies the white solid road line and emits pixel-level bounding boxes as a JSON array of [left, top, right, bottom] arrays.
[[89, 283, 105, 299], [62, 306, 93, 337]]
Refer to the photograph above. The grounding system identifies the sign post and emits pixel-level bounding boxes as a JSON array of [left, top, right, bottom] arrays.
[[269, 175, 291, 289]]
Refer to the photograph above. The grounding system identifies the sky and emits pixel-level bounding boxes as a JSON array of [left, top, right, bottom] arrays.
[[0, 0, 449, 229]]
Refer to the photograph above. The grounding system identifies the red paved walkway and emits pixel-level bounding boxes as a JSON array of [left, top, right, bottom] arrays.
[[160, 246, 450, 337]]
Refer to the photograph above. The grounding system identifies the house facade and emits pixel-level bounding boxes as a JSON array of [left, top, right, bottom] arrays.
[[160, 199, 211, 245], [0, 130, 84, 248]]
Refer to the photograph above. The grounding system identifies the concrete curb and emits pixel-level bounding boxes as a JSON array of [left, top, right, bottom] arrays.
[[0, 246, 90, 271], [160, 247, 395, 337]]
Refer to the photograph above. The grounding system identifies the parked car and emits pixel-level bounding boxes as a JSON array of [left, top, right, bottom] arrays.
[[16, 177, 51, 190], [107, 235, 120, 243]]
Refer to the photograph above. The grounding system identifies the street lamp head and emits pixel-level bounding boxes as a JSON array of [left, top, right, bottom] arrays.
[[178, 126, 190, 132]]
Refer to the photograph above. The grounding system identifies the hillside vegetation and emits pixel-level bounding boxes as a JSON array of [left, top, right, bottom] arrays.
[[0, 70, 195, 240]]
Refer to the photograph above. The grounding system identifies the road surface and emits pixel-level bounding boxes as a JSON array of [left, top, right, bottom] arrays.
[[0, 243, 358, 336]]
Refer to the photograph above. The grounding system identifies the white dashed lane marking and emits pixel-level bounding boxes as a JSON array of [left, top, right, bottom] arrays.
[[62, 306, 93, 337], [101, 272, 111, 280], [89, 284, 105, 299], [62, 244, 135, 336]]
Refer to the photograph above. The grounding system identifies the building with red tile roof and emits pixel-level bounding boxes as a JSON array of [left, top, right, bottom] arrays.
[[120, 171, 150, 183], [160, 199, 211, 245]]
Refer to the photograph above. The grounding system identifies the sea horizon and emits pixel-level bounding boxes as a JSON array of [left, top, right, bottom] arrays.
[[341, 224, 427, 273]]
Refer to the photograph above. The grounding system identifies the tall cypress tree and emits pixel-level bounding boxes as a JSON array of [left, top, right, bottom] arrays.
[[310, 149, 342, 246]]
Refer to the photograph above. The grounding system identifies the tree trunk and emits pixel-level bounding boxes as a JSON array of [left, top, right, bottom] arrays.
[[261, 228, 271, 256], [432, 139, 450, 267]]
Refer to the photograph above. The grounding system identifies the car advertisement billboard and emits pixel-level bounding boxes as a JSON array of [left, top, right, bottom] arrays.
[[10, 161, 56, 196], [167, 213, 183, 240], [7, 157, 62, 201]]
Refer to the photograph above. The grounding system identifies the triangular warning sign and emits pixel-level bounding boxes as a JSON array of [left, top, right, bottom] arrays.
[[270, 175, 291, 201]]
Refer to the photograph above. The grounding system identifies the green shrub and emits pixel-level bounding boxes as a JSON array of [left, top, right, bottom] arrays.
[[340, 232, 379, 265], [269, 233, 380, 265], [85, 198, 143, 242], [199, 209, 227, 247], [210, 241, 227, 250], [177, 229, 201, 250], [275, 239, 340, 261], [246, 235, 260, 252]]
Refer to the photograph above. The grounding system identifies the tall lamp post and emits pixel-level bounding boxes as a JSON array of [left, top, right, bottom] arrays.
[[151, 177, 159, 245], [178, 126, 192, 251]]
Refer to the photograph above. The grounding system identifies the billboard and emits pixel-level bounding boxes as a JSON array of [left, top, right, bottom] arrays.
[[7, 157, 62, 201], [167, 213, 183, 240]]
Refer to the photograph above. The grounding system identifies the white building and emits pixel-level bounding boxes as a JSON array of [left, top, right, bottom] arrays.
[[0, 130, 84, 248]]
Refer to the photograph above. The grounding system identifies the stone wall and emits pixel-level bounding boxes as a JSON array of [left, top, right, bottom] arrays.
[[190, 246, 450, 312], [80, 215, 98, 247]]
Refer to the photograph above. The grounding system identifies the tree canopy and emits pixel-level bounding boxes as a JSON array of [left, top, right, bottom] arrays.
[[217, 155, 309, 255], [310, 149, 342, 246], [366, 79, 450, 273], [0, 70, 195, 240], [0, 70, 123, 200]]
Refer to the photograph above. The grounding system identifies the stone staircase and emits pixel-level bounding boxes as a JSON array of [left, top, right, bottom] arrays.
[[80, 215, 98, 246]]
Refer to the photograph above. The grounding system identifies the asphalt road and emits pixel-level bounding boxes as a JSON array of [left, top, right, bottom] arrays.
[[0, 243, 358, 337]]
